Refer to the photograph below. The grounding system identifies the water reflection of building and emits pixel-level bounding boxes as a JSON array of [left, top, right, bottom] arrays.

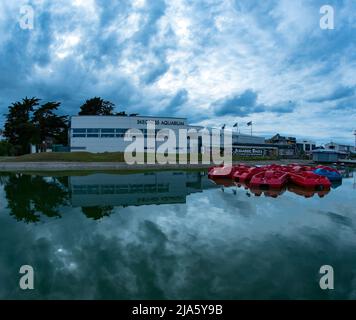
[[69, 171, 217, 207]]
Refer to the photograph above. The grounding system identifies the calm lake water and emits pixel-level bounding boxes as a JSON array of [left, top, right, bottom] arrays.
[[0, 168, 355, 300]]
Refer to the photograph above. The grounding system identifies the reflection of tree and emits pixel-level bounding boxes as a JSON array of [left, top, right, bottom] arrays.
[[81, 206, 114, 220], [4, 174, 69, 223]]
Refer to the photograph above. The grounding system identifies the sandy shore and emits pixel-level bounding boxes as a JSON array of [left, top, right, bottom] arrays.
[[0, 159, 314, 172]]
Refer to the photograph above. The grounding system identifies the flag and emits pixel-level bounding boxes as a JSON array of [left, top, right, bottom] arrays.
[[233, 123, 238, 127], [247, 121, 252, 126]]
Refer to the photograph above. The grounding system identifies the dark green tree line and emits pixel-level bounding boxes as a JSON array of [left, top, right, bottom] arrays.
[[78, 97, 115, 115], [4, 174, 69, 223], [3, 97, 68, 155], [2, 96, 132, 156], [78, 96, 131, 116]]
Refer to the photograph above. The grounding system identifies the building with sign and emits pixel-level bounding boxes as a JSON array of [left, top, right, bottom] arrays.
[[69, 171, 218, 208], [69, 115, 272, 155], [70, 115, 194, 153]]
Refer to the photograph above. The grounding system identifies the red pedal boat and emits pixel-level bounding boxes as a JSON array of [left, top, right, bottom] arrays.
[[249, 170, 289, 189], [289, 171, 331, 190], [288, 164, 315, 173], [233, 166, 264, 183], [208, 165, 242, 179]]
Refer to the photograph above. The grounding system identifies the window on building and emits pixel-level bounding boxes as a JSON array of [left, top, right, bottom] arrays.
[[101, 128, 115, 133], [71, 146, 87, 150], [71, 128, 149, 138], [115, 129, 128, 134], [73, 129, 86, 133]]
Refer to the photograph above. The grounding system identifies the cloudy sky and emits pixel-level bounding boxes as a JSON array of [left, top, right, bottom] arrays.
[[0, 0, 355, 144]]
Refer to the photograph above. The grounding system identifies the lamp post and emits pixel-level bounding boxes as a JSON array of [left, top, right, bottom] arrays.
[[354, 130, 356, 152]]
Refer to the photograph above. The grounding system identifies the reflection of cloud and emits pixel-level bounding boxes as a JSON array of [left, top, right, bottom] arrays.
[[1, 181, 356, 299]]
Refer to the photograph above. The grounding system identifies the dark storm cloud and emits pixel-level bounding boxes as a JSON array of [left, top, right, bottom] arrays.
[[309, 86, 355, 103], [164, 89, 189, 115], [213, 90, 260, 117], [0, 0, 172, 123], [141, 60, 170, 85], [0, 0, 355, 141], [213, 90, 295, 117]]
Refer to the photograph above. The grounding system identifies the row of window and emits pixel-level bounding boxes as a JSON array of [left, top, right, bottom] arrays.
[[72, 128, 166, 134], [72, 184, 170, 195], [73, 128, 130, 133], [72, 133, 174, 138], [72, 128, 173, 138], [73, 133, 127, 138]]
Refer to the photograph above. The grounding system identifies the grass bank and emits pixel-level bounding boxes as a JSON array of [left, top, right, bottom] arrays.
[[0, 152, 126, 162]]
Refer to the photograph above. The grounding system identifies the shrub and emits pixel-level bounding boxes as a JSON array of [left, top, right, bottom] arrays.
[[0, 141, 13, 156]]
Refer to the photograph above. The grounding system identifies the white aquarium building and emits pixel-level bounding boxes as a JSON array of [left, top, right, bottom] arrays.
[[70, 115, 193, 153], [69, 115, 267, 155]]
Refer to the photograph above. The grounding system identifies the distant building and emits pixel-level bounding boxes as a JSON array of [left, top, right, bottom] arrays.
[[296, 140, 317, 154], [266, 134, 296, 145], [312, 141, 354, 162], [231, 133, 277, 157], [325, 142, 354, 155], [69, 115, 274, 157], [265, 134, 297, 158], [312, 150, 340, 163]]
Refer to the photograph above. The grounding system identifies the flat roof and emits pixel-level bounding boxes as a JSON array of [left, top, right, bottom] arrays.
[[312, 149, 346, 154], [70, 115, 187, 120]]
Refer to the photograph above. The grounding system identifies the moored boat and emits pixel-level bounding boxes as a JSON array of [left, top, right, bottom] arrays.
[[208, 165, 243, 179], [233, 166, 264, 183], [313, 166, 342, 181], [289, 171, 331, 190], [249, 170, 289, 189]]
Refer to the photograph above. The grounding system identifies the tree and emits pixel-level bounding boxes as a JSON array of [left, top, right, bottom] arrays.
[[81, 206, 114, 220], [32, 102, 69, 151], [4, 174, 69, 223], [3, 97, 69, 155], [3, 97, 39, 155], [116, 111, 128, 116], [78, 97, 115, 115], [0, 141, 13, 156]]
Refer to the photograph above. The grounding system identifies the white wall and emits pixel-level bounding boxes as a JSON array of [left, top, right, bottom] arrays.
[[70, 116, 190, 153]]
